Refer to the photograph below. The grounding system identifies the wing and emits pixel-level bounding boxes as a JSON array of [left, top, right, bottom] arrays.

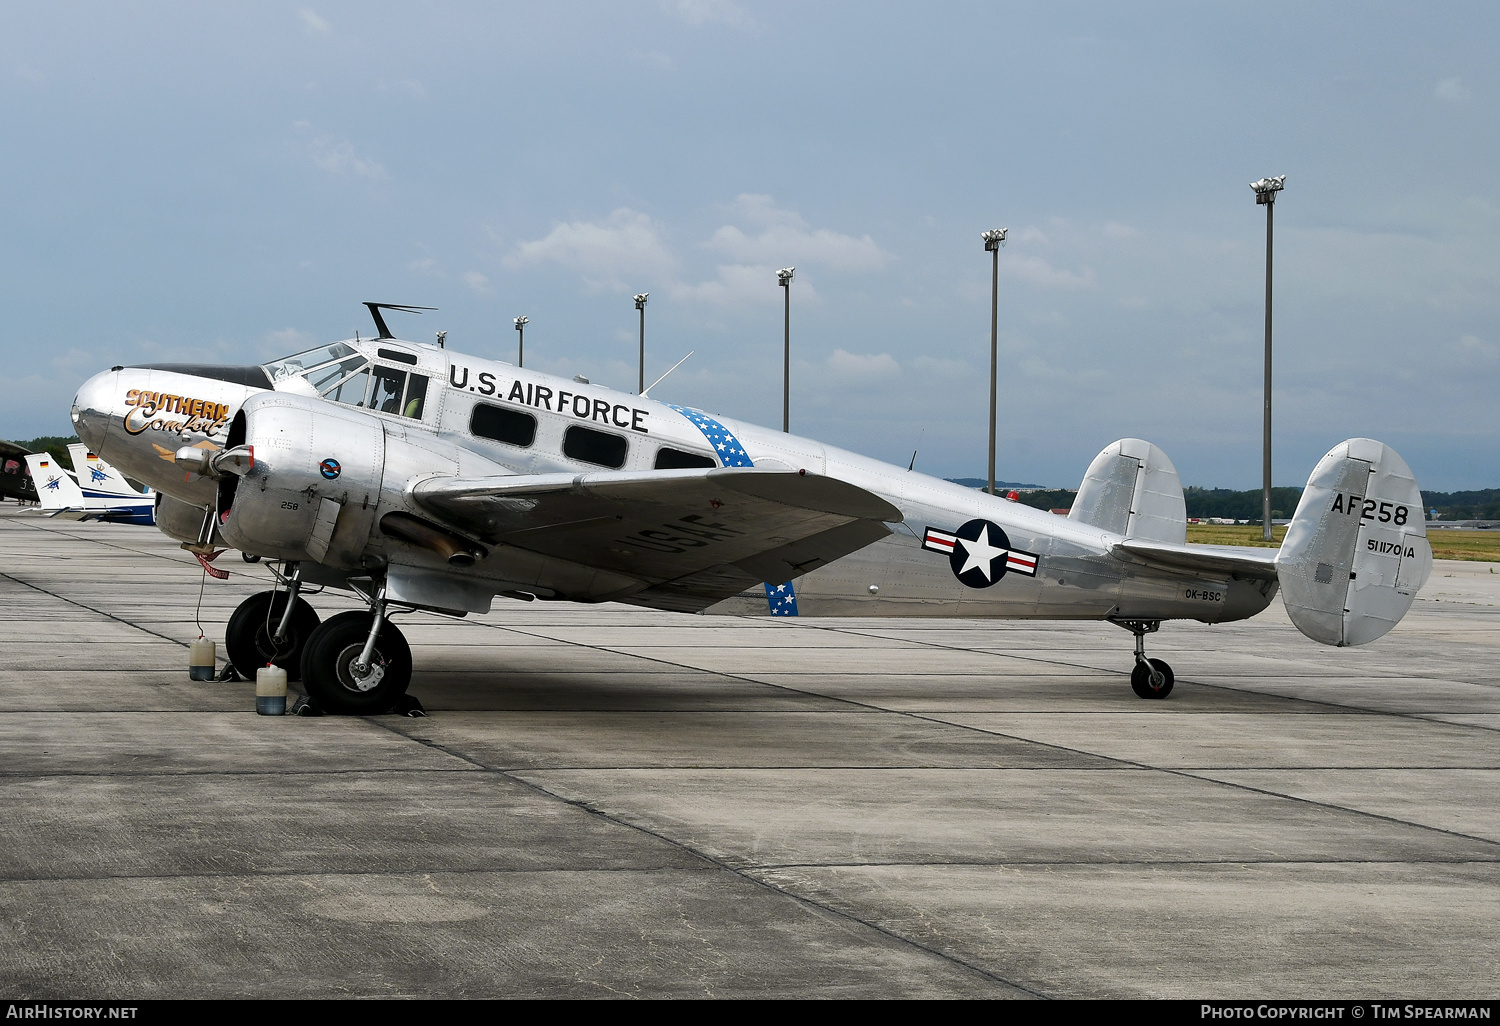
[[411, 467, 902, 612], [1111, 538, 1280, 581]]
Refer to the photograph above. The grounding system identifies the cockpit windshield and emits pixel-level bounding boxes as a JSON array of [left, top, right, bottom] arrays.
[[262, 343, 358, 384]]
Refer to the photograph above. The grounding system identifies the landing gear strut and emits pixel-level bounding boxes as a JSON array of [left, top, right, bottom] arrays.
[[1111, 619, 1174, 699], [300, 583, 412, 715], [224, 568, 321, 681]]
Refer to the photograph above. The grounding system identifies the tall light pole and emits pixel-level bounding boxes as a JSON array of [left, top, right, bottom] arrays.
[[777, 267, 794, 432], [633, 293, 649, 394], [513, 316, 528, 367], [982, 229, 1008, 496], [1251, 175, 1285, 542]]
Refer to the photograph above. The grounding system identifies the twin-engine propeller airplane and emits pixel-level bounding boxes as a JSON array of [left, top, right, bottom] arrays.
[[70, 303, 1433, 713]]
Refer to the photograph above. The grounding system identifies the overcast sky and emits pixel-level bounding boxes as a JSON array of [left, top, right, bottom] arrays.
[[2, 2, 1496, 489]]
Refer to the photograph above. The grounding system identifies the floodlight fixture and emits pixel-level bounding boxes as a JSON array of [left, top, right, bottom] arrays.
[[514, 315, 528, 367], [777, 267, 795, 286], [634, 293, 648, 310], [1251, 175, 1286, 206], [982, 228, 1008, 252]]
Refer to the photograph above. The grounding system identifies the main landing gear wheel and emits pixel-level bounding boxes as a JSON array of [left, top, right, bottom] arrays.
[[225, 591, 321, 681], [300, 610, 412, 715], [1131, 658, 1174, 699]]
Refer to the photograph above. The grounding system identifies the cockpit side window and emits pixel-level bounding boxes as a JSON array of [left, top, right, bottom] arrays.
[[323, 368, 371, 407], [305, 356, 368, 393], [263, 343, 356, 384]]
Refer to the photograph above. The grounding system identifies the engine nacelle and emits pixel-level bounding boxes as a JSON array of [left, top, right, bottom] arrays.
[[156, 493, 209, 545], [217, 392, 385, 568]]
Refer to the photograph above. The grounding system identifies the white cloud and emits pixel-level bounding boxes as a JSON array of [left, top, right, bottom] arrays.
[[381, 78, 427, 99], [705, 194, 890, 272], [292, 122, 386, 180], [462, 271, 494, 296], [299, 9, 331, 34], [998, 253, 1095, 290], [670, 263, 792, 307], [262, 328, 317, 359], [1456, 333, 1496, 358], [631, 51, 674, 70], [912, 355, 968, 377], [826, 349, 900, 379], [506, 208, 676, 290], [1435, 77, 1471, 103], [662, 0, 750, 28]]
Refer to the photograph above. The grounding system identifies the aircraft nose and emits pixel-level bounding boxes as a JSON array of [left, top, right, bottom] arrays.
[[71, 367, 121, 452]]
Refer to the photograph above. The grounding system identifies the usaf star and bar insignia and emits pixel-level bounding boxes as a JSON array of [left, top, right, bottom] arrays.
[[923, 519, 1039, 589]]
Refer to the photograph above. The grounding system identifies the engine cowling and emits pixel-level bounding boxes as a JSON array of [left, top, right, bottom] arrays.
[[217, 392, 385, 568]]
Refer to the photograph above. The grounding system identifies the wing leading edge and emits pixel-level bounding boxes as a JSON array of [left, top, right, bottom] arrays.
[[411, 467, 902, 612]]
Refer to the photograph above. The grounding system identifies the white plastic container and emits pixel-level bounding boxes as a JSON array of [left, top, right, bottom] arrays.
[[255, 664, 288, 715], [189, 637, 217, 681]]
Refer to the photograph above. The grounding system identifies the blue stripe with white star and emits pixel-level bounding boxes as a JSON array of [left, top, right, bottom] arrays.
[[667, 404, 798, 616]]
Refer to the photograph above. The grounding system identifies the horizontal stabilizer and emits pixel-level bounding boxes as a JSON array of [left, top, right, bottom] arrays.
[[1112, 538, 1279, 580]]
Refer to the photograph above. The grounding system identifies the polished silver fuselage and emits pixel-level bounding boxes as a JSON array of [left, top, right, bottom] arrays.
[[71, 338, 1275, 624]]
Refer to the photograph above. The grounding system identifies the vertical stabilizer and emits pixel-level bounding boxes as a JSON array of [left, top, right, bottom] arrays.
[[23, 452, 86, 510], [1277, 439, 1431, 646], [1068, 438, 1186, 543], [68, 443, 144, 498]]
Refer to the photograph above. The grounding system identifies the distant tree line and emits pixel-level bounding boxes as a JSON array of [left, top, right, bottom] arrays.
[[1418, 489, 1500, 520], [14, 436, 80, 471]]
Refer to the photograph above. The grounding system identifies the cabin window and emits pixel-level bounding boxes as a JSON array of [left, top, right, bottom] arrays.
[[563, 425, 627, 469], [402, 375, 429, 419], [470, 403, 536, 447], [654, 446, 716, 470], [371, 366, 406, 414]]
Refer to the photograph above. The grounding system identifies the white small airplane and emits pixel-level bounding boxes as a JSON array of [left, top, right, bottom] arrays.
[[23, 451, 156, 526], [70, 303, 1432, 712], [67, 443, 151, 501]]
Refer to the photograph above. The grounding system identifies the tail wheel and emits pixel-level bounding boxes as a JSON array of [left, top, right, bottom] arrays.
[[225, 591, 320, 681], [1130, 658, 1174, 699], [300, 611, 412, 715]]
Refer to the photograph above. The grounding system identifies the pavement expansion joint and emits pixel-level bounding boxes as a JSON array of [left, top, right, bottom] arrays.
[[360, 715, 1047, 996]]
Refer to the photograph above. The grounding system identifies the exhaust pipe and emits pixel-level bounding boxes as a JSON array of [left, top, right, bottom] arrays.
[[379, 512, 486, 568]]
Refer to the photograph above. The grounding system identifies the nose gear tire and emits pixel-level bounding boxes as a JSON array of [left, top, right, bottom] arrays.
[[300, 610, 412, 715], [225, 591, 321, 681], [1130, 658, 1174, 699]]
